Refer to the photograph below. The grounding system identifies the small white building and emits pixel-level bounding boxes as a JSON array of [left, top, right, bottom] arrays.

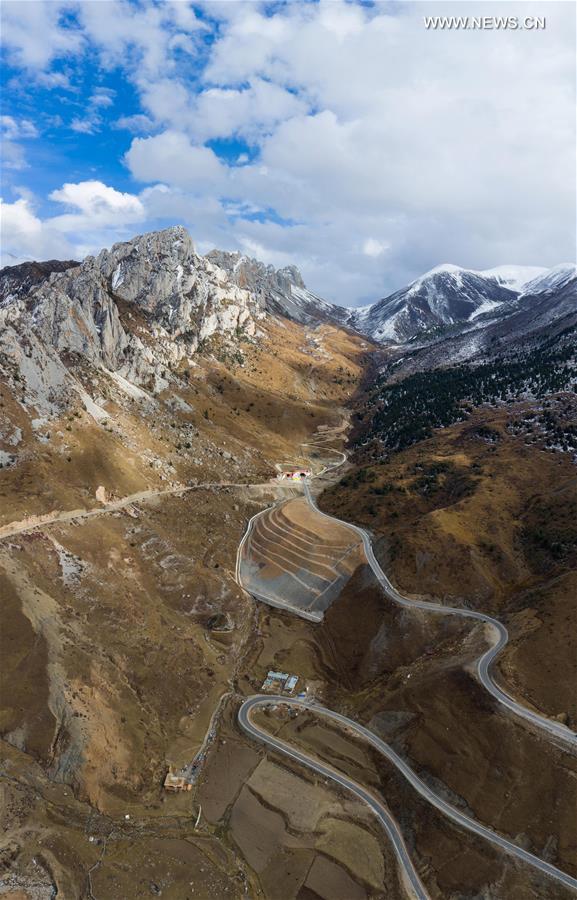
[[284, 675, 299, 694], [262, 671, 300, 694]]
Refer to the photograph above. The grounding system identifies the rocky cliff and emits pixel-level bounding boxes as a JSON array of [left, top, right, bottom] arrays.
[[206, 249, 349, 326], [0, 227, 264, 415]]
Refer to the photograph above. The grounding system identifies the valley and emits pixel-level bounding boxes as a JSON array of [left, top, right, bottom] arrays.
[[0, 229, 575, 899]]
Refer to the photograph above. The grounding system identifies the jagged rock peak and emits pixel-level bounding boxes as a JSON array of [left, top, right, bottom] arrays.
[[206, 249, 306, 294], [0, 226, 265, 414], [205, 248, 348, 325], [94, 226, 195, 290]]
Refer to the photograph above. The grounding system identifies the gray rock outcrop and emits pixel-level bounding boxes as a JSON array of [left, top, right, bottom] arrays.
[[0, 226, 264, 415], [206, 248, 348, 326]]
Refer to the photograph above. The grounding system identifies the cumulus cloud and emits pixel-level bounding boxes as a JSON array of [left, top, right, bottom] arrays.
[[126, 132, 227, 190], [2, 181, 150, 265], [77, 0, 204, 77], [1, 0, 574, 303], [0, 197, 75, 265], [0, 1, 83, 70], [49, 180, 145, 227], [185, 79, 307, 143]]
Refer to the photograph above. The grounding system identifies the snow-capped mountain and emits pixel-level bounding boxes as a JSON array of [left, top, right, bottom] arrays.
[[346, 263, 576, 344], [346, 264, 518, 342], [381, 264, 577, 379], [480, 264, 547, 292], [519, 263, 576, 298], [205, 250, 349, 326]]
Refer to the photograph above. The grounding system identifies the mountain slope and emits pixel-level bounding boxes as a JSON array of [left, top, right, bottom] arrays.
[[348, 265, 523, 343], [520, 263, 576, 298], [0, 226, 265, 415], [0, 228, 373, 900], [0, 224, 370, 517], [349, 265, 576, 459], [348, 263, 575, 345], [387, 266, 577, 376], [206, 249, 350, 326]]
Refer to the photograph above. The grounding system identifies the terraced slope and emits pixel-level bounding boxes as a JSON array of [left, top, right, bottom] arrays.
[[238, 496, 363, 621]]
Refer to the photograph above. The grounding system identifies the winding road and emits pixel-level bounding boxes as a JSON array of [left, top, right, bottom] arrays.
[[304, 478, 577, 749], [235, 429, 577, 898], [238, 694, 429, 900], [238, 695, 577, 897]]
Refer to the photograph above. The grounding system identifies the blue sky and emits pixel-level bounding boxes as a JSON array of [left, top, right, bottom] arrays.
[[1, 0, 575, 304]]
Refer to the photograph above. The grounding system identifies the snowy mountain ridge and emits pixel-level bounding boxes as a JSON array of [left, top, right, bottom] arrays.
[[1, 225, 574, 422], [345, 262, 576, 345]]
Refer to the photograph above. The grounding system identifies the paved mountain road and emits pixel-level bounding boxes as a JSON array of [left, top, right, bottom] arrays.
[[238, 694, 429, 900], [235, 432, 577, 898], [304, 480, 577, 749], [239, 694, 577, 897]]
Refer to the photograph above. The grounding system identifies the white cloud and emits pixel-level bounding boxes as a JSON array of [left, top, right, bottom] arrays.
[[1, 182, 150, 266], [77, 0, 204, 77], [114, 113, 156, 134], [2, 142, 28, 171], [0, 1, 83, 70], [0, 197, 75, 265], [363, 239, 390, 259], [136, 75, 308, 144], [1, 116, 39, 171], [35, 71, 72, 90], [1, 116, 39, 140], [49, 180, 145, 225], [70, 116, 100, 135], [190, 79, 307, 143], [67, 87, 116, 134], [90, 89, 115, 108], [126, 132, 227, 190]]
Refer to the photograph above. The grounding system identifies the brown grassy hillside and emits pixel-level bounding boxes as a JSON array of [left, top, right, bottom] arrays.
[[0, 319, 372, 897], [320, 406, 577, 722]]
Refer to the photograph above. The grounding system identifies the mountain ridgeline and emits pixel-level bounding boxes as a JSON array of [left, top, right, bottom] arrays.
[[1, 225, 575, 460], [0, 227, 265, 416], [348, 264, 576, 458]]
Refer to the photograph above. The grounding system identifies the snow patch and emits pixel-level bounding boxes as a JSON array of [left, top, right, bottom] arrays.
[[521, 263, 576, 297], [111, 264, 124, 290], [480, 264, 547, 291], [470, 298, 502, 319]]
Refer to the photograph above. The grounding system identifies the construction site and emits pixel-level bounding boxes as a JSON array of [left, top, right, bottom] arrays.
[[238, 496, 364, 621]]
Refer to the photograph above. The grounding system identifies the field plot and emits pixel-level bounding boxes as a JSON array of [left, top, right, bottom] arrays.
[[239, 496, 363, 621]]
